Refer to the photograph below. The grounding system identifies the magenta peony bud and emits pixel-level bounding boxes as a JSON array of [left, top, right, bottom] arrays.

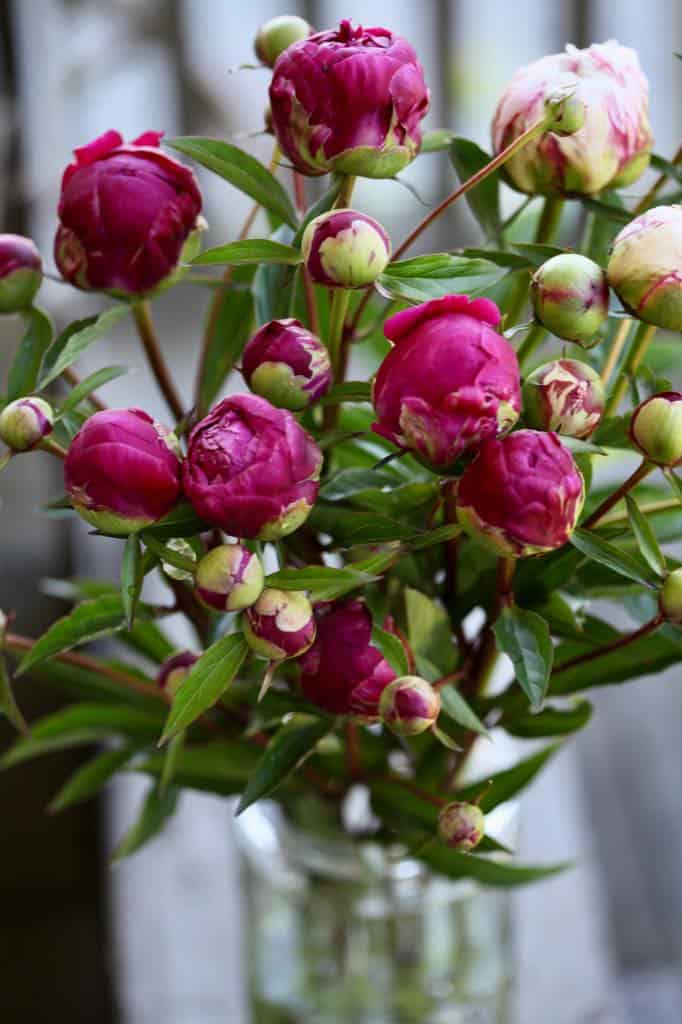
[[299, 600, 400, 717], [242, 318, 331, 411], [629, 392, 682, 467], [301, 209, 391, 289], [54, 130, 203, 297], [456, 429, 584, 558], [243, 589, 316, 661], [157, 651, 198, 698], [492, 41, 652, 196], [255, 15, 313, 67], [523, 359, 605, 439], [0, 235, 42, 312], [195, 543, 264, 613], [607, 206, 682, 331], [437, 802, 485, 852], [660, 569, 682, 625], [64, 408, 182, 535], [530, 254, 610, 344], [378, 676, 440, 736], [269, 19, 430, 178], [0, 397, 53, 452], [183, 394, 322, 541], [372, 295, 521, 468]]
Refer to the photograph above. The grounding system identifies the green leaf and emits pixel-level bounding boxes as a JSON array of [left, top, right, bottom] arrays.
[[650, 153, 682, 185], [493, 605, 553, 708], [580, 196, 631, 225], [7, 307, 54, 399], [413, 837, 568, 888], [111, 782, 178, 862], [461, 247, 530, 269], [570, 528, 657, 587], [320, 380, 372, 406], [449, 137, 500, 239], [38, 306, 129, 388], [409, 523, 462, 550], [142, 533, 197, 575], [625, 494, 667, 578], [236, 716, 332, 815], [160, 633, 248, 743], [405, 587, 457, 675], [265, 565, 380, 602], [160, 731, 185, 794], [420, 130, 456, 153], [16, 596, 129, 676], [168, 137, 298, 228], [456, 743, 560, 812], [0, 656, 28, 734], [49, 746, 136, 812], [319, 467, 399, 501], [439, 686, 490, 737], [121, 535, 144, 631], [136, 738, 261, 796], [511, 242, 565, 265], [503, 699, 593, 738], [371, 625, 409, 676], [665, 469, 682, 508], [142, 501, 211, 541], [550, 627, 677, 695], [195, 264, 255, 414], [253, 225, 298, 324], [58, 365, 127, 417], [378, 254, 503, 304], [193, 238, 302, 267]]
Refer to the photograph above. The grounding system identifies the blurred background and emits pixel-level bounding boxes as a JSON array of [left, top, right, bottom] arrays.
[[0, 1, 681, 1021]]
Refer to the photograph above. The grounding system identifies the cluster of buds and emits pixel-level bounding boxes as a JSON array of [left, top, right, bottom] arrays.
[[0, 234, 43, 312]]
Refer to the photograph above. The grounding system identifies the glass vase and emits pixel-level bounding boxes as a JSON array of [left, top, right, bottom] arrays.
[[235, 801, 514, 1024]]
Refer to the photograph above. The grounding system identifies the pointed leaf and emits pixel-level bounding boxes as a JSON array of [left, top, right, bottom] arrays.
[[449, 137, 500, 238], [420, 130, 456, 153], [16, 596, 129, 675], [160, 731, 185, 794], [503, 699, 593, 738], [160, 633, 248, 743], [412, 836, 568, 888], [121, 535, 144, 630], [236, 716, 332, 815], [493, 605, 553, 708], [49, 746, 136, 812], [0, 656, 28, 734], [265, 565, 380, 602], [194, 238, 302, 266], [665, 469, 682, 507], [320, 381, 372, 405], [439, 686, 490, 737], [456, 743, 560, 812], [58, 365, 127, 416], [7, 307, 54, 399], [625, 494, 667, 578], [111, 782, 178, 862], [371, 625, 409, 676], [168, 137, 297, 228], [39, 305, 129, 388], [571, 528, 657, 587], [378, 254, 503, 304]]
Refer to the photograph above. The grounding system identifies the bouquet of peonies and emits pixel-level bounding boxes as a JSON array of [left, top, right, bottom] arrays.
[[1, 16, 681, 883]]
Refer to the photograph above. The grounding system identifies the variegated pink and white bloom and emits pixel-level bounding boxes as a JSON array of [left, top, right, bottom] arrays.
[[492, 40, 652, 196], [608, 205, 682, 332]]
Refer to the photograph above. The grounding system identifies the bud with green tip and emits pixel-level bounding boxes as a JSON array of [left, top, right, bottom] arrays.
[[302, 209, 391, 289], [607, 205, 682, 331], [195, 544, 264, 613], [243, 588, 316, 661], [378, 676, 440, 736], [660, 569, 682, 625], [0, 397, 54, 452], [523, 359, 605, 439], [630, 392, 682, 467], [530, 254, 609, 345], [0, 235, 43, 312], [437, 801, 485, 852], [543, 87, 586, 136], [242, 319, 331, 412], [254, 15, 313, 68]]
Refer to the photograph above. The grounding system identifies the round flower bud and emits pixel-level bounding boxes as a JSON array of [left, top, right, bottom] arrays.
[[456, 430, 585, 558], [530, 254, 610, 344], [0, 397, 54, 452], [254, 15, 313, 67], [492, 41, 651, 196], [64, 408, 182, 535], [0, 235, 42, 312], [183, 394, 322, 541], [195, 544, 264, 613], [299, 600, 402, 718], [242, 318, 331, 411], [302, 209, 391, 289], [629, 392, 682, 467], [437, 802, 485, 852], [269, 19, 430, 179], [378, 676, 441, 736], [55, 130, 203, 297], [157, 651, 198, 698], [659, 569, 682, 625], [607, 206, 682, 331], [243, 589, 316, 661], [372, 295, 521, 468], [523, 359, 605, 439]]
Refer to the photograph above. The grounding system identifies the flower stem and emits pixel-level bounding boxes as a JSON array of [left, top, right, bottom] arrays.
[[62, 366, 107, 411], [600, 318, 633, 386], [39, 438, 67, 459], [327, 288, 351, 380], [504, 196, 564, 328], [516, 322, 547, 366], [633, 143, 682, 216], [552, 615, 663, 676], [334, 174, 357, 209], [293, 171, 320, 335], [582, 457, 655, 529], [604, 321, 657, 417], [599, 496, 681, 527], [132, 301, 185, 422]]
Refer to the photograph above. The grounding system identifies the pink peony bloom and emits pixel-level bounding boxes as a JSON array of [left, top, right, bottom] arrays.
[[55, 130, 203, 296], [372, 294, 521, 468], [242, 318, 331, 411], [269, 19, 430, 178]]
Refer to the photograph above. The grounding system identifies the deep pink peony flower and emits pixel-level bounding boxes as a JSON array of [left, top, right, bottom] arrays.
[[492, 41, 652, 196], [242, 318, 331, 411], [243, 589, 316, 661], [182, 394, 322, 540], [301, 209, 391, 289], [64, 408, 182, 535], [456, 429, 584, 557], [372, 294, 521, 468], [157, 651, 199, 697], [54, 130, 203, 297], [0, 234, 42, 312], [299, 599, 400, 717], [269, 19, 430, 178]]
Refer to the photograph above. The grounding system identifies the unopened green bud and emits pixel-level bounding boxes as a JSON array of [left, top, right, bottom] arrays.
[[254, 15, 312, 68], [544, 87, 586, 135], [531, 254, 610, 345], [660, 569, 682, 625], [437, 801, 485, 852], [629, 392, 682, 467], [0, 397, 54, 452]]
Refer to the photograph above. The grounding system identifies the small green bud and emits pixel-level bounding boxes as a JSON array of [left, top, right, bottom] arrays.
[[630, 392, 682, 467], [195, 544, 264, 613], [254, 15, 312, 68], [0, 397, 54, 452], [437, 801, 485, 852], [530, 254, 610, 345], [660, 569, 682, 625], [544, 87, 586, 136]]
